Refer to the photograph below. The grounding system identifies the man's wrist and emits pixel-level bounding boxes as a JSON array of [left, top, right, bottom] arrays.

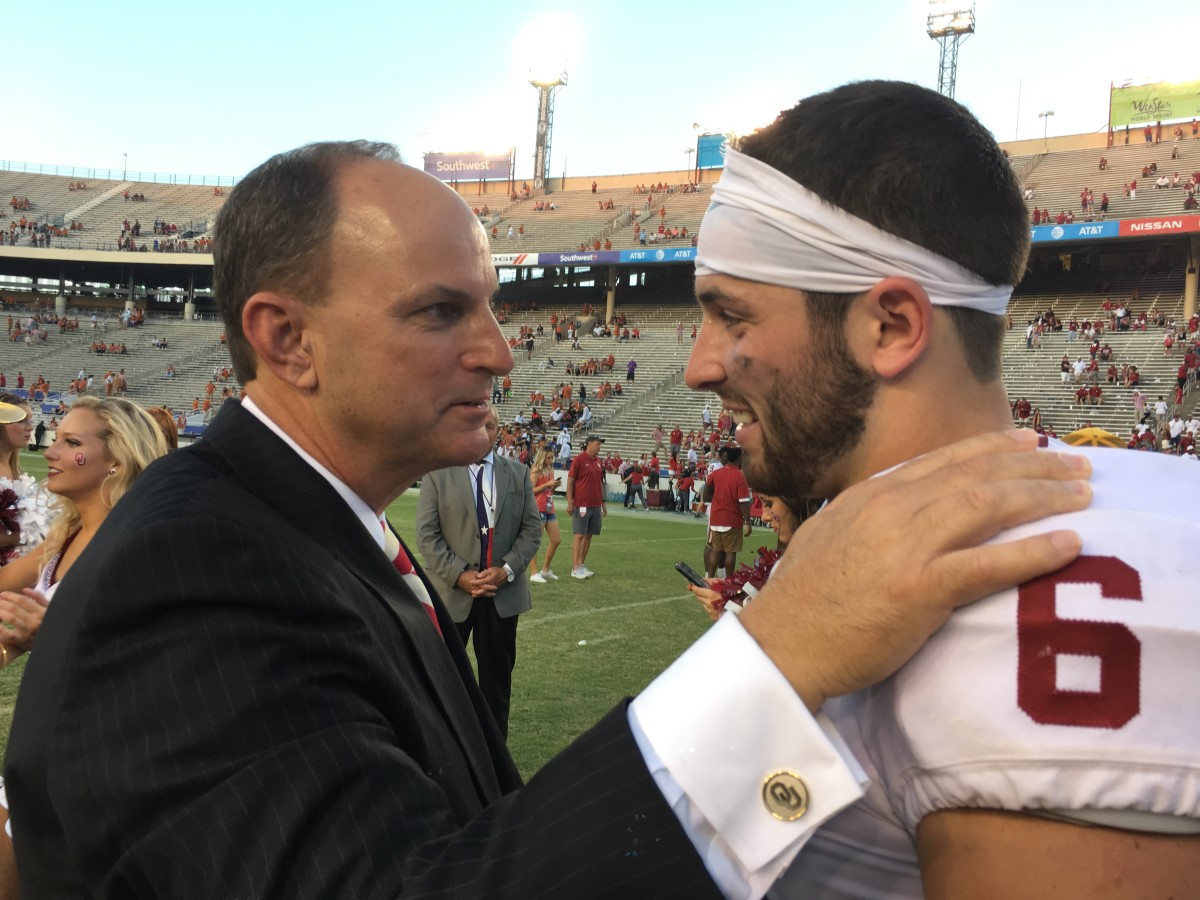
[[737, 602, 827, 713]]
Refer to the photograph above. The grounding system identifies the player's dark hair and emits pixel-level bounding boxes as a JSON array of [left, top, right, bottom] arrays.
[[738, 80, 1027, 383], [213, 140, 400, 382]]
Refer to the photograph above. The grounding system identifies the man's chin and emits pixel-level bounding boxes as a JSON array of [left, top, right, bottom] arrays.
[[436, 431, 493, 467]]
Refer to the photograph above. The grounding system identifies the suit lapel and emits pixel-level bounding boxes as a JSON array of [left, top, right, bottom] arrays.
[[491, 456, 509, 520], [194, 402, 506, 802]]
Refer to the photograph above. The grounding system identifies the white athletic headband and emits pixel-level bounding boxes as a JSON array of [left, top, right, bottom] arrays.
[[694, 148, 1014, 316]]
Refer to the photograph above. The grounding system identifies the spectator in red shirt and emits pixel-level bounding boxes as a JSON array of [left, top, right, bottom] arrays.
[[703, 448, 752, 577], [1088, 384, 1102, 405], [566, 435, 607, 578], [1074, 386, 1088, 405], [669, 426, 683, 455], [676, 470, 695, 514], [622, 461, 646, 509]]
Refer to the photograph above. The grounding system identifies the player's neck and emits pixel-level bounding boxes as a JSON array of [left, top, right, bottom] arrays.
[[839, 377, 1015, 492]]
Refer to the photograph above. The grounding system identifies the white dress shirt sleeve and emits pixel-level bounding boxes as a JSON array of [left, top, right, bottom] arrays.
[[628, 614, 868, 899]]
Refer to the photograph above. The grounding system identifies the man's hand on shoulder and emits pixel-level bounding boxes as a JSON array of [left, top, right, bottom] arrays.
[[738, 430, 1093, 712]]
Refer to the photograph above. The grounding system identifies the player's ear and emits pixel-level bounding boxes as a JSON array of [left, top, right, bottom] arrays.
[[242, 291, 319, 390], [853, 277, 933, 379]]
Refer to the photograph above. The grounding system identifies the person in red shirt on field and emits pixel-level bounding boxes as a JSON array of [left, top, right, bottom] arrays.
[[565, 435, 607, 579], [622, 460, 647, 509], [676, 469, 695, 515], [702, 447, 752, 577]]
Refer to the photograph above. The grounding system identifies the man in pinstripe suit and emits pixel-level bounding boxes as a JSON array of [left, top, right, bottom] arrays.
[[4, 141, 1090, 899]]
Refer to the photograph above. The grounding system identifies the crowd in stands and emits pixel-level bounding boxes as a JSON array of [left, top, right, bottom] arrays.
[[632, 222, 690, 245], [66, 182, 88, 191], [8, 197, 31, 212], [8, 322, 48, 344], [6, 312, 79, 337], [89, 342, 128, 355], [154, 236, 212, 253], [1012, 295, 1199, 455], [5, 214, 83, 247], [122, 190, 147, 202]]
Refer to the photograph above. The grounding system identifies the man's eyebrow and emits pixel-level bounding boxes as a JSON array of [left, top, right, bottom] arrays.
[[695, 286, 747, 307], [396, 285, 479, 308]]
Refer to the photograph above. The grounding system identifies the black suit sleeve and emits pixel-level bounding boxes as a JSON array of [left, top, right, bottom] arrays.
[[32, 517, 717, 900]]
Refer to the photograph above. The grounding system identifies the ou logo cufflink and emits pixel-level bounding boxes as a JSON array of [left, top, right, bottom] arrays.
[[762, 771, 810, 821]]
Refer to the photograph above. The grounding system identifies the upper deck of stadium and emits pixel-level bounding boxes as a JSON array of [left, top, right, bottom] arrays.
[[5, 127, 1200, 260], [1, 129, 1198, 459]]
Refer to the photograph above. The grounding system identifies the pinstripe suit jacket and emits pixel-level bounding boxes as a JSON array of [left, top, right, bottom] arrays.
[[4, 401, 718, 899]]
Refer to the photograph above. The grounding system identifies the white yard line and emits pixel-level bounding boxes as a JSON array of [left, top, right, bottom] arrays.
[[522, 593, 691, 626], [599, 535, 701, 547]]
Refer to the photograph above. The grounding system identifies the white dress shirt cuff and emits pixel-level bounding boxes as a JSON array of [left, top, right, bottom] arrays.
[[629, 614, 868, 898]]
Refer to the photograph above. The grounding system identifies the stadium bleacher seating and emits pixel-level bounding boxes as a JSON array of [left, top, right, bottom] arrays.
[[1022, 139, 1200, 222], [2, 170, 222, 251], [3, 135, 1198, 454]]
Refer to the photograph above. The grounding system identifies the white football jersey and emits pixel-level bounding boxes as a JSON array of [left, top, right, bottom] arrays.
[[772, 445, 1200, 899]]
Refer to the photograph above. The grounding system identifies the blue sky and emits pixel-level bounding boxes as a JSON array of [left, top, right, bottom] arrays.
[[6, 0, 1192, 181]]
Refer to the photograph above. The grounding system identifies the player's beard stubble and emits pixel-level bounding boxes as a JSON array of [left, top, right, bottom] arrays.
[[737, 329, 878, 511]]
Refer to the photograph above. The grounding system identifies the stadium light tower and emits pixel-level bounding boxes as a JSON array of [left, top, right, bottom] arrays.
[[1038, 110, 1055, 151], [529, 71, 567, 192], [926, 1, 975, 100]]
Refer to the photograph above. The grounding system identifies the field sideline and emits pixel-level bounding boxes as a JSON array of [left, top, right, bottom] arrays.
[[0, 451, 751, 778]]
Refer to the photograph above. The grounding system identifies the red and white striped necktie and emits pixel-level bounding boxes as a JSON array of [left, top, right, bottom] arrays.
[[382, 522, 442, 636]]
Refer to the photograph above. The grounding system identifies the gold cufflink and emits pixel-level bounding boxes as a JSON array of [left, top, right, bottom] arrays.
[[762, 771, 809, 821]]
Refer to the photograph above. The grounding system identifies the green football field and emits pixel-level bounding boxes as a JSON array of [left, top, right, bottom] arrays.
[[0, 451, 738, 778]]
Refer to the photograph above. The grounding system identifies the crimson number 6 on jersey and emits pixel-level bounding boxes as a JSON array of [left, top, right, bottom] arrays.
[[1017, 555, 1142, 729]]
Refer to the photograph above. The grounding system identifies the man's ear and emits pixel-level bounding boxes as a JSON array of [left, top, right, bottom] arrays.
[[241, 292, 319, 390], [855, 277, 934, 379]]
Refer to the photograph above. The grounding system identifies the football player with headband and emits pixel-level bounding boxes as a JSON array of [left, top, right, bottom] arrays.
[[686, 80, 1200, 898]]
